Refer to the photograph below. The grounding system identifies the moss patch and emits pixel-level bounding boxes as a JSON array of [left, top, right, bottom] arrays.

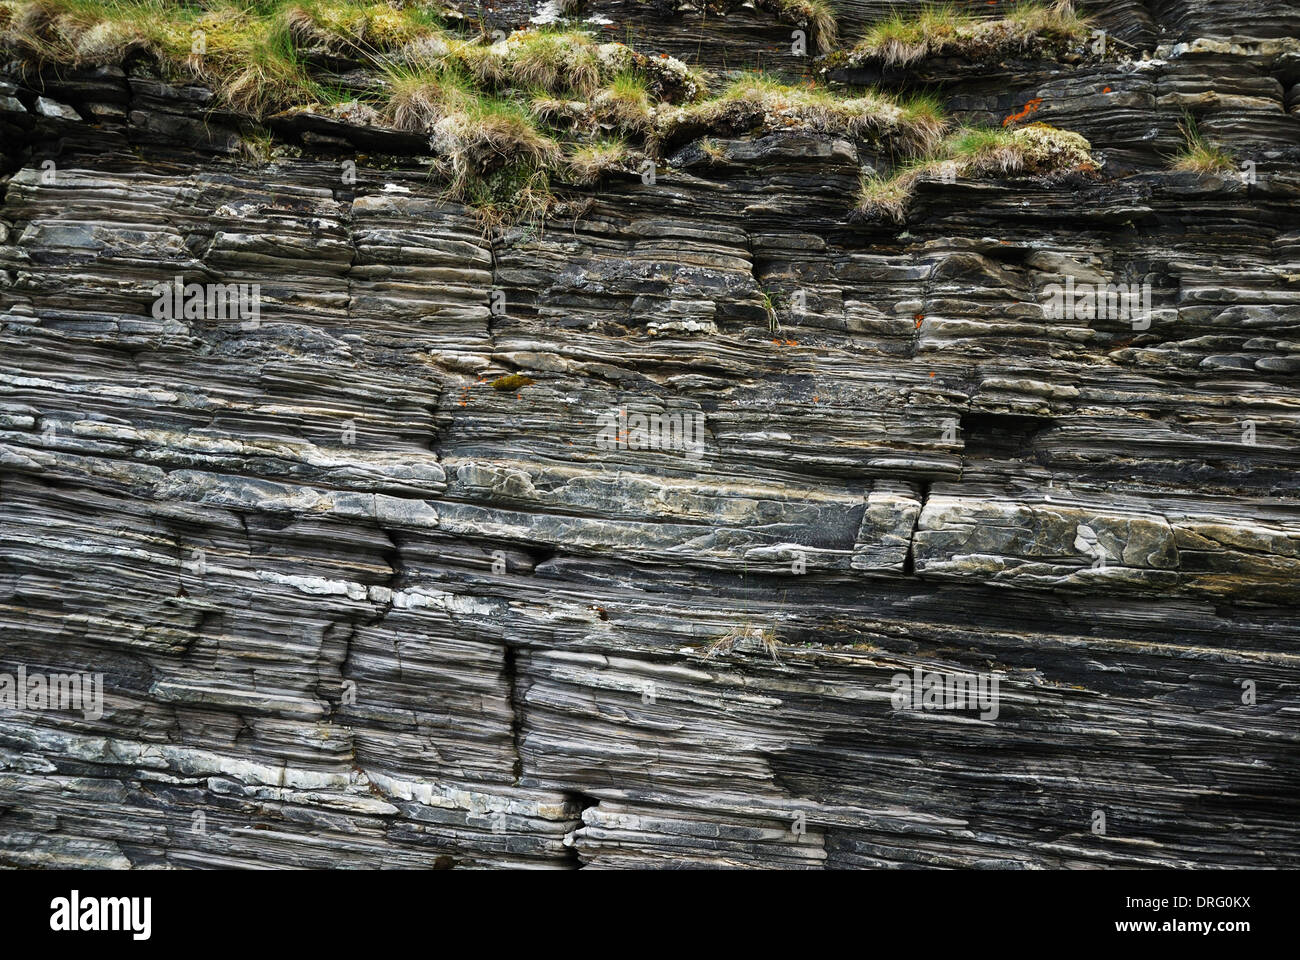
[[856, 121, 1097, 223], [490, 373, 536, 391]]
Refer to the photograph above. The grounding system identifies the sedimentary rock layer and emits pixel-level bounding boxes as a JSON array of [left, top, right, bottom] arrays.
[[1, 0, 1298, 868]]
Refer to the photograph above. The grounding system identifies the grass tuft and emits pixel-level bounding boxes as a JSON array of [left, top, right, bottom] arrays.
[[1168, 115, 1235, 174], [857, 169, 917, 223], [705, 623, 780, 662], [285, 2, 441, 57], [856, 121, 1095, 222], [756, 0, 838, 54], [380, 61, 466, 132], [656, 72, 948, 155], [506, 27, 602, 97], [564, 138, 634, 185], [851, 1, 1090, 66], [591, 70, 653, 136], [0, 0, 343, 113]]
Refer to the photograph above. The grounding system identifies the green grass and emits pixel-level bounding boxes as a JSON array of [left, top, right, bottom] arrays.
[[851, 1, 1090, 65], [657, 72, 948, 155], [0, 0, 391, 112], [949, 126, 1014, 157], [4, 2, 1054, 230], [379, 60, 469, 131], [564, 137, 633, 185], [1006, 0, 1091, 39], [592, 71, 652, 134], [0, 2, 706, 227], [285, 1, 443, 56], [857, 169, 915, 223], [376, 60, 561, 228], [756, 0, 838, 53], [856, 4, 972, 65], [857, 121, 1095, 222], [506, 27, 602, 97], [211, 12, 325, 116], [449, 93, 560, 169], [458, 161, 554, 235], [381, 64, 559, 171], [1168, 115, 1235, 174]]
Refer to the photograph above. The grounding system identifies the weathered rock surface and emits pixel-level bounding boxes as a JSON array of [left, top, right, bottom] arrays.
[[1, 1, 1299, 868]]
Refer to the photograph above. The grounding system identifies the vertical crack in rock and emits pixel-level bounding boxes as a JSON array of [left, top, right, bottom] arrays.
[[502, 641, 525, 786], [902, 509, 920, 578], [560, 791, 601, 868], [326, 622, 360, 722], [342, 190, 360, 332]]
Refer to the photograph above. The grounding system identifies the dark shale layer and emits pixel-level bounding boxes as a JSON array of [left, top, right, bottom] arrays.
[[2, 0, 1300, 868]]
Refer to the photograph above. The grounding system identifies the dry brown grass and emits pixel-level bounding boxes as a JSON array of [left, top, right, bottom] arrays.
[[704, 624, 781, 662]]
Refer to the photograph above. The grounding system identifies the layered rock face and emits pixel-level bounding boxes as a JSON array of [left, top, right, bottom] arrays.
[[2, 0, 1299, 869]]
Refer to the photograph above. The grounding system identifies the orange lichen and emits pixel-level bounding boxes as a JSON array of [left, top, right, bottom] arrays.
[[1002, 97, 1043, 127]]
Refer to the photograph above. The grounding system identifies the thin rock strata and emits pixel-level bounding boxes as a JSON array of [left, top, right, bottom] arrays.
[[1, 0, 1299, 869]]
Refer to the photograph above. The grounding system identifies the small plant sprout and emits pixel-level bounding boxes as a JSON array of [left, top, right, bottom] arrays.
[[705, 623, 781, 662]]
